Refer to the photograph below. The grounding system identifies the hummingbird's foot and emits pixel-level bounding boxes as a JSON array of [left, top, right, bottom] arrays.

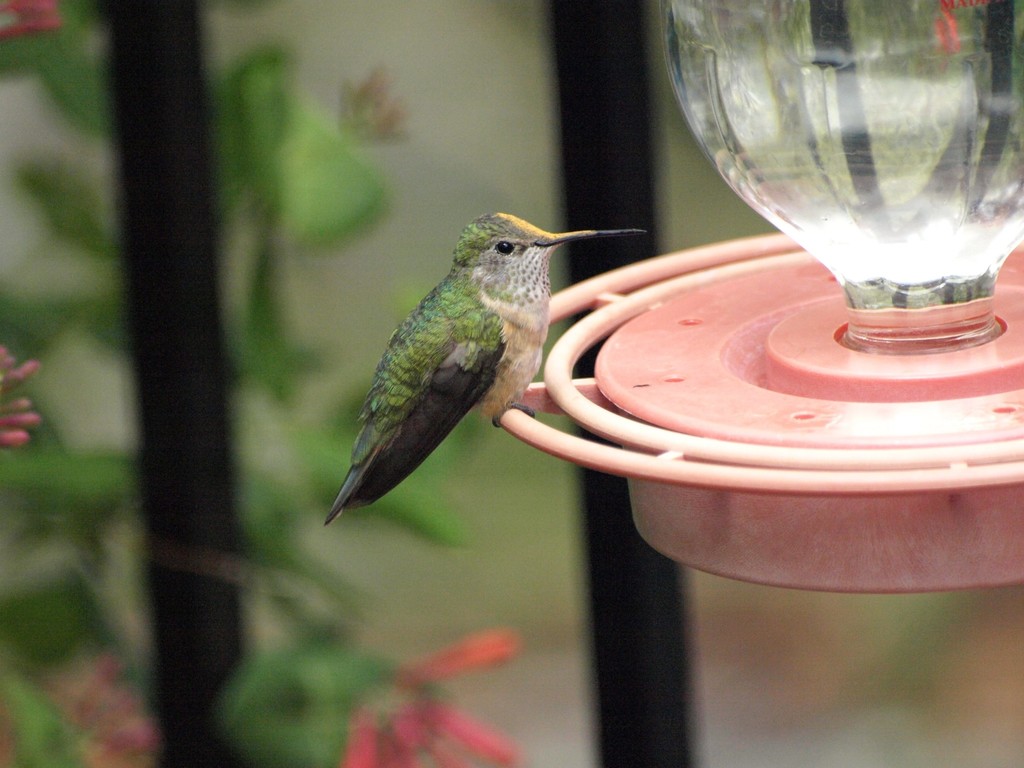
[[492, 402, 536, 427]]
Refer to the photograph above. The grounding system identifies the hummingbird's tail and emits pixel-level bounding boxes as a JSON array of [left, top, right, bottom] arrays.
[[325, 353, 499, 525], [324, 465, 368, 525]]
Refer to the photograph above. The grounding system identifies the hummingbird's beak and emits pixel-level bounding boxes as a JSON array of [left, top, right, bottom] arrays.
[[534, 228, 645, 247]]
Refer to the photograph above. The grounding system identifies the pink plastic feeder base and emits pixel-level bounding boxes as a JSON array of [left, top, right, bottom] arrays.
[[628, 483, 1024, 593], [498, 234, 1024, 592]]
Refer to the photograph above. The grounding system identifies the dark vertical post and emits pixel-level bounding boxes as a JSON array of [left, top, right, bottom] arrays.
[[548, 2, 696, 767], [108, 5, 244, 767]]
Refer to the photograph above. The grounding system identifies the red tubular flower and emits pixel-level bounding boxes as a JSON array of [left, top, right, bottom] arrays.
[[391, 703, 427, 754], [397, 629, 522, 688], [426, 703, 520, 767], [0, 0, 61, 39], [339, 708, 380, 768], [424, 741, 471, 768], [934, 8, 961, 55], [377, 730, 423, 768], [340, 630, 523, 767]]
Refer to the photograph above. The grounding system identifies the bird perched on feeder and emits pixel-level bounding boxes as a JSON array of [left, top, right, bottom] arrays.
[[325, 212, 642, 524]]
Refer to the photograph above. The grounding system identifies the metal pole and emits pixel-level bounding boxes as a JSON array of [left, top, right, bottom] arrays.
[[108, 4, 244, 766], [548, 1, 697, 766]]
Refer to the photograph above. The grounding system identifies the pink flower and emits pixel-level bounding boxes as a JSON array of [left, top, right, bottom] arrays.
[[43, 653, 161, 768], [0, 0, 61, 40], [339, 629, 523, 767], [0, 347, 40, 448]]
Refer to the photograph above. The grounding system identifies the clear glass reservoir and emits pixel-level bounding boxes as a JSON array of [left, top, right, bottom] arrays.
[[664, 0, 1024, 352]]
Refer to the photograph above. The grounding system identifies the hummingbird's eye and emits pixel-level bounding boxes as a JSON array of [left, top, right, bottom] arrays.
[[495, 241, 515, 255]]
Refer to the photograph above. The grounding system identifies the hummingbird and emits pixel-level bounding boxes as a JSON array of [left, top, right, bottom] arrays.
[[325, 212, 642, 525]]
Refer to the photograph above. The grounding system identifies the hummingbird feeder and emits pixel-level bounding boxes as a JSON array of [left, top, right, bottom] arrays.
[[501, 0, 1024, 593]]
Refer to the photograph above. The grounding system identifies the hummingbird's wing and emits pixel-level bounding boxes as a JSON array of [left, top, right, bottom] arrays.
[[326, 300, 505, 523]]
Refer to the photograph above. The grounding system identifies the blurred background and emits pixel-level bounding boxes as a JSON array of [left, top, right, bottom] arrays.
[[1, 1, 1024, 767]]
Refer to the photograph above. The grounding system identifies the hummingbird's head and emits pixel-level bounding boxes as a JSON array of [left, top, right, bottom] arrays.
[[455, 212, 643, 307]]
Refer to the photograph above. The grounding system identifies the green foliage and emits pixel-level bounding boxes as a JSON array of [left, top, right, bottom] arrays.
[[0, 292, 119, 356], [218, 46, 387, 245], [0, 3, 477, 766], [0, 572, 104, 668], [221, 46, 387, 402], [218, 644, 391, 768], [353, 481, 472, 547], [239, 233, 316, 402], [7, 158, 122, 351], [1, 676, 83, 768], [0, 0, 108, 136], [0, 448, 132, 519], [278, 99, 386, 245], [219, 47, 291, 217], [15, 161, 115, 261]]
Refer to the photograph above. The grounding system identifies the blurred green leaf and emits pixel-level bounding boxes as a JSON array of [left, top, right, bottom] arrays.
[[0, 295, 90, 355], [2, 675, 83, 768], [240, 473, 300, 567], [218, 643, 390, 768], [279, 102, 386, 245], [218, 46, 291, 215], [0, 0, 108, 136], [0, 448, 133, 526], [288, 423, 357, 505], [0, 571, 103, 667], [238, 236, 316, 402], [354, 479, 468, 547], [218, 46, 386, 245], [15, 160, 115, 260], [240, 472, 364, 623], [0, 291, 122, 359]]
